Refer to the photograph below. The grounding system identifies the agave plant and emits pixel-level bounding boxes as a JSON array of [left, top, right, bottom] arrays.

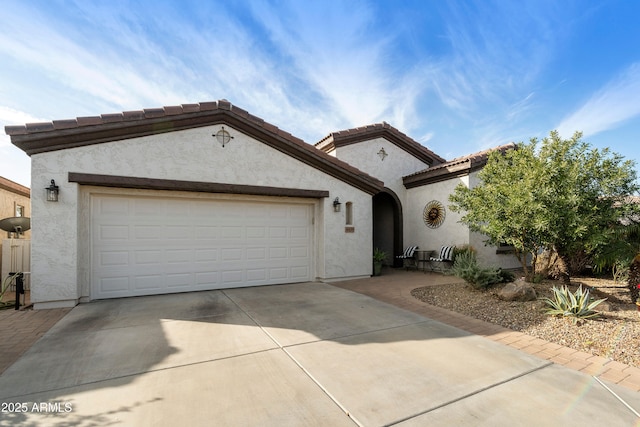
[[541, 285, 607, 324]]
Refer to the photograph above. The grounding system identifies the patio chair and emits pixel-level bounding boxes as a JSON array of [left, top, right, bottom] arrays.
[[396, 246, 419, 270], [429, 246, 455, 272]]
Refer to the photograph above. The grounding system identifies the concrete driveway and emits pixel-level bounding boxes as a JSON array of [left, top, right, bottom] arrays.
[[0, 282, 639, 426]]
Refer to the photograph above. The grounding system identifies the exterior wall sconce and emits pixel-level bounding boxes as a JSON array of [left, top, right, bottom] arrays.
[[377, 147, 388, 161], [46, 179, 59, 202], [333, 197, 342, 212]]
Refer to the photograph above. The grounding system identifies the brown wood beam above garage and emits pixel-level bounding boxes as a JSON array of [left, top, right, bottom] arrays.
[[68, 172, 330, 199]]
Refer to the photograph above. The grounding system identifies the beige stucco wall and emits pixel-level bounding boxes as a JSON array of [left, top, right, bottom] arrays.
[[332, 138, 430, 203], [0, 187, 30, 223], [405, 177, 470, 252], [30, 125, 373, 308], [405, 170, 520, 269]]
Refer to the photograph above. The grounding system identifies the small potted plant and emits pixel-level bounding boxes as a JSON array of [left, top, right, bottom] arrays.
[[373, 248, 388, 276]]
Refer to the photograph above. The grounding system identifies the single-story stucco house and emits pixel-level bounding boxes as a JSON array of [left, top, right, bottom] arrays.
[[5, 100, 520, 309]]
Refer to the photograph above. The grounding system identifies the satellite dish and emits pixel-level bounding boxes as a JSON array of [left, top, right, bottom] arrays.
[[0, 217, 31, 235]]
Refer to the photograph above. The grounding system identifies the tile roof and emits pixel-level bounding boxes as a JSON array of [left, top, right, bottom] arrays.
[[4, 100, 384, 195], [403, 143, 517, 188], [315, 122, 446, 166]]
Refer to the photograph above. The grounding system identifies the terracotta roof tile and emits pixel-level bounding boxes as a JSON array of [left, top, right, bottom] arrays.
[[199, 102, 218, 111], [403, 143, 517, 188], [123, 110, 145, 121], [232, 105, 249, 118], [181, 103, 200, 113], [143, 108, 165, 118], [4, 99, 385, 195], [52, 119, 78, 130], [25, 122, 55, 132], [77, 116, 103, 126], [218, 100, 232, 110], [163, 106, 183, 116], [101, 113, 124, 123], [4, 125, 27, 135], [246, 114, 264, 126], [316, 122, 445, 166]]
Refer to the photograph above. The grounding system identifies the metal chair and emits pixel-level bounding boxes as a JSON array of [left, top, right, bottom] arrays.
[[429, 246, 455, 272], [396, 246, 419, 270]]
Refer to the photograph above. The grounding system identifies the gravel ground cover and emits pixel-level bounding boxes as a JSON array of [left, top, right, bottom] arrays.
[[411, 276, 640, 369]]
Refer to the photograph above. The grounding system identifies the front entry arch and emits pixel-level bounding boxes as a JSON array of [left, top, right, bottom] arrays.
[[372, 189, 403, 267]]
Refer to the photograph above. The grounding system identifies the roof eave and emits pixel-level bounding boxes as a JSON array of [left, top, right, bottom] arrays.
[[6, 102, 384, 195]]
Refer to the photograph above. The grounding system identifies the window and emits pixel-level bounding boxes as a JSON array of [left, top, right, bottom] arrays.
[[496, 241, 514, 254], [15, 204, 24, 217], [345, 202, 353, 225]]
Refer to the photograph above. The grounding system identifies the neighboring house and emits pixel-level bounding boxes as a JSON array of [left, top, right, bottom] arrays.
[[0, 176, 31, 284], [5, 100, 520, 309]]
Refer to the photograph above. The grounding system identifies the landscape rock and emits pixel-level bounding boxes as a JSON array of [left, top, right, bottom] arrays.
[[498, 278, 537, 302]]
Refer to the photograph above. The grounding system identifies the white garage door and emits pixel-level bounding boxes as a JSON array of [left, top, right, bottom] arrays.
[[91, 194, 313, 299]]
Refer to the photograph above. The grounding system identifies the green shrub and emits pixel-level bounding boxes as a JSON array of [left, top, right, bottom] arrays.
[[498, 269, 515, 283], [541, 285, 606, 324], [450, 251, 508, 289], [453, 244, 475, 261]]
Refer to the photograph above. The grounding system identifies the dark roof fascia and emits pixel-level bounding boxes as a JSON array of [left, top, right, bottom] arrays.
[[0, 176, 30, 198], [68, 172, 330, 198], [316, 124, 445, 166], [403, 160, 472, 188], [6, 102, 384, 195], [403, 143, 516, 189]]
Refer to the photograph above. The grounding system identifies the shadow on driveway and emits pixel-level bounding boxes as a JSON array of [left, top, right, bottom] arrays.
[[0, 270, 638, 426]]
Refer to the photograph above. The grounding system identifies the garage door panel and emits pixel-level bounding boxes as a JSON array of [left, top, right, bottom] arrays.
[[100, 251, 129, 266], [291, 266, 309, 279], [92, 195, 313, 299], [222, 227, 243, 239], [194, 226, 220, 239], [247, 269, 267, 282], [290, 246, 309, 258], [269, 227, 287, 238], [100, 277, 130, 293], [269, 268, 288, 280], [99, 225, 129, 240], [246, 247, 266, 260], [221, 270, 244, 284], [166, 273, 192, 288], [134, 250, 163, 265], [269, 247, 287, 259], [135, 275, 163, 290], [195, 248, 218, 262]]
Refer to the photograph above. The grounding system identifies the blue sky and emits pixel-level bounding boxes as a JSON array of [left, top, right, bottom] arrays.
[[1, 0, 640, 188]]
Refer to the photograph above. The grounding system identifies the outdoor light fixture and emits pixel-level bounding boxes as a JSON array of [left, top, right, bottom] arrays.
[[377, 147, 388, 161], [46, 179, 59, 202], [333, 197, 342, 212]]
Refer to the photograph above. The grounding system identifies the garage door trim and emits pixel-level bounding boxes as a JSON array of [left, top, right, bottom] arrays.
[[69, 172, 329, 199]]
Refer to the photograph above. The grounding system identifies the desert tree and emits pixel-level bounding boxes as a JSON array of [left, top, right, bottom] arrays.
[[449, 131, 638, 283]]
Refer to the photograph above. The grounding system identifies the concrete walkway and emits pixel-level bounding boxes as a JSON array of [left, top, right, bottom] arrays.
[[333, 268, 640, 393], [0, 273, 639, 425], [0, 293, 70, 375]]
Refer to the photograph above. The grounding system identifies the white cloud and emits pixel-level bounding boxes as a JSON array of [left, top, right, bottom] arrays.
[[556, 63, 640, 138], [247, 1, 421, 131], [0, 106, 46, 127]]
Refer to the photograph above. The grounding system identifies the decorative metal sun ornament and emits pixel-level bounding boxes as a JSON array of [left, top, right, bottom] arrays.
[[423, 200, 446, 228]]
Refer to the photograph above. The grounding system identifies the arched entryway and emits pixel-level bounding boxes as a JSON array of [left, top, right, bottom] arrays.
[[372, 189, 403, 267]]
